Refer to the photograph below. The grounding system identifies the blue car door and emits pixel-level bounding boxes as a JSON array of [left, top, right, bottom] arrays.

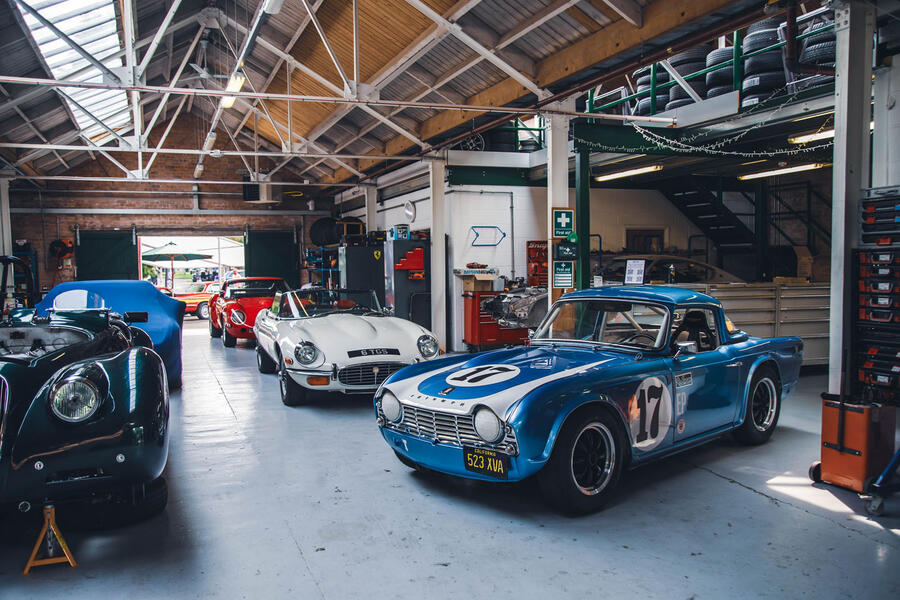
[[670, 306, 742, 442]]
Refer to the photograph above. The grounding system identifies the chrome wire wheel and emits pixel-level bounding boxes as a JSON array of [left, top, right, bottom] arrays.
[[750, 377, 778, 432], [197, 303, 209, 319], [570, 423, 616, 496]]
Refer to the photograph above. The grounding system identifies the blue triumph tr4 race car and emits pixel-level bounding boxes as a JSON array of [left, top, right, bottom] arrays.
[[376, 286, 803, 514]]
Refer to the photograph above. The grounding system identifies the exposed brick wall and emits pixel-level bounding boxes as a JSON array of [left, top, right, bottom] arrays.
[[8, 114, 316, 291]]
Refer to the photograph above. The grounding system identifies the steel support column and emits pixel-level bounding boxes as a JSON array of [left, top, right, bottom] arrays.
[[828, 2, 874, 394], [575, 146, 590, 290], [873, 59, 900, 187], [0, 179, 10, 256], [546, 109, 570, 306], [0, 179, 9, 295], [364, 185, 378, 231], [429, 159, 447, 347]]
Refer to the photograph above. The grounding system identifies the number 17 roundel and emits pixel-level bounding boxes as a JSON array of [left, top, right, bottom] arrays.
[[628, 376, 672, 451]]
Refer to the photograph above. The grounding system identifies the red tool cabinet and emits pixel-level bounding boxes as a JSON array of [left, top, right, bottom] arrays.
[[463, 291, 528, 351]]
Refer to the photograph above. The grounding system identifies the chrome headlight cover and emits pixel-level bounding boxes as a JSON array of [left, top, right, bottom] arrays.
[[473, 406, 504, 443], [417, 334, 439, 358], [380, 390, 402, 422], [230, 308, 247, 325], [294, 342, 319, 365], [50, 376, 101, 423]]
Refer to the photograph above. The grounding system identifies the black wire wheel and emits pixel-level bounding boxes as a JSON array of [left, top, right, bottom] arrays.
[[734, 367, 782, 445], [750, 376, 778, 432], [539, 408, 625, 514], [570, 423, 617, 495]]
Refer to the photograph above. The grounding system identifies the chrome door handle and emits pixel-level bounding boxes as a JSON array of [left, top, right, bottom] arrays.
[[726, 361, 743, 367]]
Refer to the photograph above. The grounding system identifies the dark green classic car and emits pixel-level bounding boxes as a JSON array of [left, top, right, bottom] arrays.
[[0, 257, 169, 524]]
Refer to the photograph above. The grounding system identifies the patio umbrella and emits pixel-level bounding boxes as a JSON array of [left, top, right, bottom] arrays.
[[142, 242, 213, 288]]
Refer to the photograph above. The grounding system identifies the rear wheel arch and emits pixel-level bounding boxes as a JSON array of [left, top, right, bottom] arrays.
[[740, 357, 782, 423]]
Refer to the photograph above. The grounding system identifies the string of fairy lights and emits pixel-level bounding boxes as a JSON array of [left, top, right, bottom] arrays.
[[566, 85, 835, 159]]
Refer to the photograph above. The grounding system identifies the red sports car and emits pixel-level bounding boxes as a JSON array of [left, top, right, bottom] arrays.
[[208, 277, 288, 347], [175, 281, 221, 320]]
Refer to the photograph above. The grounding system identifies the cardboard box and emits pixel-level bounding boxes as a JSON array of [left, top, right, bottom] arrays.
[[453, 268, 499, 292], [794, 246, 813, 279], [460, 273, 495, 291]]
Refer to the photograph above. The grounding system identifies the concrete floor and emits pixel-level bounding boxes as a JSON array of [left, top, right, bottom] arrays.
[[2, 319, 899, 598]]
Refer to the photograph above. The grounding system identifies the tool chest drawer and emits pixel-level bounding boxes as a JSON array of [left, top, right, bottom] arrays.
[[859, 278, 900, 293], [860, 187, 900, 247], [858, 291, 900, 309], [859, 249, 899, 266]]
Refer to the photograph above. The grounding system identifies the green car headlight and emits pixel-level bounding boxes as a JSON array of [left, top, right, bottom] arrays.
[[50, 377, 101, 423]]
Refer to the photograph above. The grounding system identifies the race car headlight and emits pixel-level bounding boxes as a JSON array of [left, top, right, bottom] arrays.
[[50, 377, 101, 423], [294, 342, 319, 365], [417, 335, 439, 358], [380, 390, 402, 422], [473, 407, 504, 443], [230, 309, 246, 325]]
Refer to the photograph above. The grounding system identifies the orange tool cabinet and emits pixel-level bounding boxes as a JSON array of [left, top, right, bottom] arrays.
[[818, 396, 896, 493]]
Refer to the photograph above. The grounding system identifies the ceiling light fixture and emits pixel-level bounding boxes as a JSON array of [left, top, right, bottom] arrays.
[[737, 163, 829, 180], [263, 0, 285, 14], [594, 164, 662, 182], [221, 72, 246, 109], [788, 121, 874, 144]]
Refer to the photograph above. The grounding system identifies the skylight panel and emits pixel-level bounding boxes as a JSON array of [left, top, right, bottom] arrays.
[[16, 0, 130, 144]]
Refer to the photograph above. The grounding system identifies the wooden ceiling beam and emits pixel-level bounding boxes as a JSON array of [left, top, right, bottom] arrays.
[[320, 0, 739, 183]]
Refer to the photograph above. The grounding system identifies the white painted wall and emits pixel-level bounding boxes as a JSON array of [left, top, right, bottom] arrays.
[[586, 188, 706, 253], [346, 184, 705, 275]]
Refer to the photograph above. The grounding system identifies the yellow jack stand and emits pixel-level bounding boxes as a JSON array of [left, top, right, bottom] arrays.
[[22, 505, 77, 575]]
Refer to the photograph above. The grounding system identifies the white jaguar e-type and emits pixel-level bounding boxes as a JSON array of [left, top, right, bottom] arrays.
[[254, 288, 440, 405]]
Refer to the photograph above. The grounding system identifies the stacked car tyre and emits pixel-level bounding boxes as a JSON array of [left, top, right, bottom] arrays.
[[798, 20, 835, 90], [705, 47, 736, 98], [666, 46, 711, 110], [740, 19, 786, 109], [633, 66, 669, 115]]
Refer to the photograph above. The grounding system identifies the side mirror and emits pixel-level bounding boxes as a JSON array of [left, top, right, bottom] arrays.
[[528, 329, 535, 339], [729, 331, 749, 343], [383, 305, 395, 316], [674, 341, 698, 357], [123, 311, 149, 323]]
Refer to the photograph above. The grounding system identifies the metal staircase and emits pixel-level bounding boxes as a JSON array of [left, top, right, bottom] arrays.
[[658, 177, 757, 254]]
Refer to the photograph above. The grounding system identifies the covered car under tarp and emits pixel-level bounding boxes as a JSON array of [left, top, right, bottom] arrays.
[[36, 280, 185, 386]]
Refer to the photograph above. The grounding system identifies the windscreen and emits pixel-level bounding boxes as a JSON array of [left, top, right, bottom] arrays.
[[533, 299, 669, 350], [53, 289, 106, 309], [288, 289, 381, 317], [184, 283, 206, 293], [223, 279, 287, 299]]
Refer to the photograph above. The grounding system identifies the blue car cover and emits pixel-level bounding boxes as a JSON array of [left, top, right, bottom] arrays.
[[36, 280, 185, 385]]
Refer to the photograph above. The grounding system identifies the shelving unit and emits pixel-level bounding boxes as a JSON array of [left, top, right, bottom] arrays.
[[305, 245, 341, 288]]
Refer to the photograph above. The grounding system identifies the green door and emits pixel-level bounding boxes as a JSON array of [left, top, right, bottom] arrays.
[[244, 229, 300, 288], [76, 230, 139, 280]]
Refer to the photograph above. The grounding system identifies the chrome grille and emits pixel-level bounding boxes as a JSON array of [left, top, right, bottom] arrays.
[[380, 402, 518, 454], [337, 362, 407, 387]]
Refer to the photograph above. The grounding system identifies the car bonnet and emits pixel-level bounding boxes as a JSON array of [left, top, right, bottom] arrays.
[[289, 313, 425, 358], [383, 345, 633, 417]]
